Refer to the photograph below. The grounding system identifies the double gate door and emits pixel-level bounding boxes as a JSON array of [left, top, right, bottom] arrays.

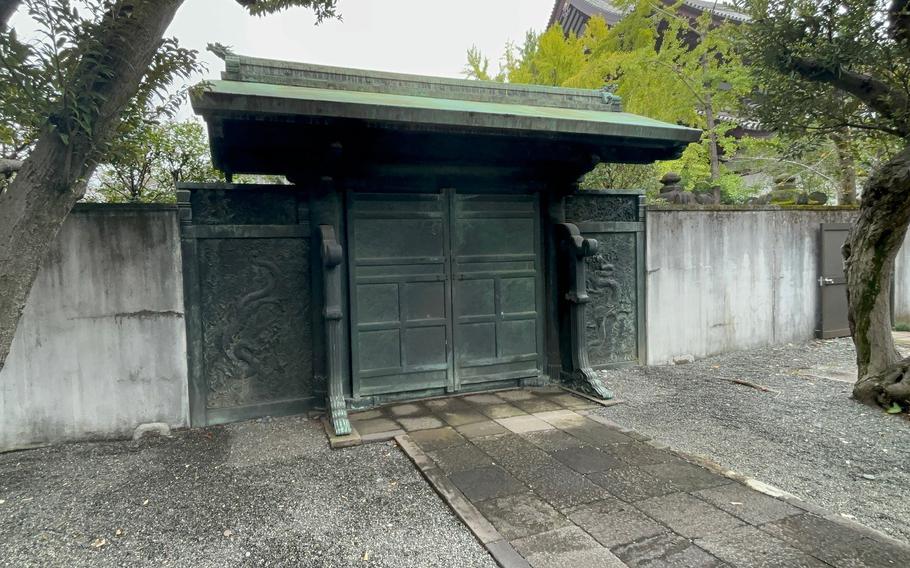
[[347, 189, 544, 399]]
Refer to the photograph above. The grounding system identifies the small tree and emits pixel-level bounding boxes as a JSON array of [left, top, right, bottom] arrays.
[[741, 0, 910, 411], [92, 120, 220, 203]]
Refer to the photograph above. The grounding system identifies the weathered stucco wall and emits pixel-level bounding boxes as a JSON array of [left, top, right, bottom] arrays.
[[895, 233, 910, 326], [645, 208, 859, 365], [0, 205, 188, 451]]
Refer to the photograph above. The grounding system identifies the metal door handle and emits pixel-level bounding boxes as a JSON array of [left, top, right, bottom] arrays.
[[818, 277, 835, 286]]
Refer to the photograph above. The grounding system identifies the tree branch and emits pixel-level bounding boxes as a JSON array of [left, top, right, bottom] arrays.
[[0, 158, 22, 175], [891, 0, 910, 49], [788, 57, 910, 136]]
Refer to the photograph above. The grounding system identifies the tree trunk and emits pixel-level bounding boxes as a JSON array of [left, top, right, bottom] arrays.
[[0, 0, 183, 373], [0, 0, 19, 29], [831, 129, 858, 206], [845, 144, 910, 409]]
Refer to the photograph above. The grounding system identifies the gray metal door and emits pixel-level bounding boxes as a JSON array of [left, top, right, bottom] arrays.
[[818, 223, 851, 339], [348, 190, 544, 398], [347, 192, 453, 397], [451, 193, 543, 389]]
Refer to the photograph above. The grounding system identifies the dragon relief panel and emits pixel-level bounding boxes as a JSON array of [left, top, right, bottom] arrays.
[[198, 238, 316, 409], [566, 194, 639, 223], [584, 232, 638, 365]]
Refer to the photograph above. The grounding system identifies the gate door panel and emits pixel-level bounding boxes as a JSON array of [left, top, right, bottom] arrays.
[[178, 185, 317, 427], [348, 192, 453, 397], [818, 223, 851, 339], [452, 193, 543, 387]]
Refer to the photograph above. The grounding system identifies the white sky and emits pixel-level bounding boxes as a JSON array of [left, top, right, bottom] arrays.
[[11, 0, 555, 116], [170, 0, 554, 84]]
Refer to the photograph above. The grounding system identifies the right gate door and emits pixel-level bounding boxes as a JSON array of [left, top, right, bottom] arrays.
[[817, 223, 851, 339], [451, 193, 544, 389]]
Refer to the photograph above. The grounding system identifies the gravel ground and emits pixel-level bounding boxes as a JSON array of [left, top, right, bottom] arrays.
[[0, 416, 496, 568], [595, 337, 910, 544]]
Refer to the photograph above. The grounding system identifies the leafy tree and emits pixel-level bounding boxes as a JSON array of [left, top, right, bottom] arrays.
[[739, 0, 910, 411], [466, 3, 753, 203], [91, 120, 220, 203], [0, 0, 339, 373]]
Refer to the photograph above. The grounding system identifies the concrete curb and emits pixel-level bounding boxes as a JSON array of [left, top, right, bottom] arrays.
[[395, 434, 531, 568]]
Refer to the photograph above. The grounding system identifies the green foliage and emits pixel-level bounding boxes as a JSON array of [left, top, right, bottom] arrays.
[[465, 4, 757, 200], [0, 0, 203, 166], [738, 0, 908, 140], [90, 119, 220, 203]]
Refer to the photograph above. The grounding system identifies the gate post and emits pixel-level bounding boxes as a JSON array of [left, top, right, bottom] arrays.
[[556, 223, 614, 400], [319, 225, 351, 435]]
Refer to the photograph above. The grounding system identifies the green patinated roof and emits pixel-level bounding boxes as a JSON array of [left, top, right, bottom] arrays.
[[196, 79, 700, 144]]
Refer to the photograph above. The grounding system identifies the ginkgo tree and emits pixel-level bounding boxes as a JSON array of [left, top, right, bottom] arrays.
[[466, 1, 753, 202]]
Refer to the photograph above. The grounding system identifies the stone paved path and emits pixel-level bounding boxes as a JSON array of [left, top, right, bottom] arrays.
[[348, 388, 909, 568]]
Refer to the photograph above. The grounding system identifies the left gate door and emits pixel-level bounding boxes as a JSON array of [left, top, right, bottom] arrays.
[[180, 185, 319, 427], [347, 191, 453, 398]]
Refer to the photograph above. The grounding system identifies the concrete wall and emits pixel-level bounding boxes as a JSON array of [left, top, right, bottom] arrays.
[[0, 205, 188, 451], [645, 207, 859, 365], [895, 233, 910, 326]]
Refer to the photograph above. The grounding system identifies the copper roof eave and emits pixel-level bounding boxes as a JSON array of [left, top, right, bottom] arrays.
[[192, 81, 700, 160]]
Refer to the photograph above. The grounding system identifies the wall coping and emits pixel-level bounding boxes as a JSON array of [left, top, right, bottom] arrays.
[[648, 205, 860, 213], [73, 203, 178, 213]]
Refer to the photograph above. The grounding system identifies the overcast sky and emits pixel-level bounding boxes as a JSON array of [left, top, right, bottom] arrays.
[[10, 0, 554, 116], [169, 0, 553, 78], [171, 0, 555, 84]]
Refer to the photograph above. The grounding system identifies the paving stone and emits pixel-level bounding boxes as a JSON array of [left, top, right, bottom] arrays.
[[495, 390, 538, 402], [437, 408, 488, 427], [642, 460, 731, 492], [532, 409, 589, 429], [547, 393, 600, 410], [360, 428, 405, 444], [760, 514, 902, 567], [448, 466, 528, 502], [486, 539, 532, 568], [567, 499, 665, 548], [693, 483, 802, 525], [588, 466, 678, 502], [608, 442, 680, 466], [428, 443, 495, 474], [476, 492, 571, 540], [496, 415, 555, 434], [455, 420, 508, 439], [636, 493, 746, 538], [511, 526, 626, 568], [348, 409, 383, 421], [408, 426, 467, 452], [463, 394, 506, 405], [564, 421, 633, 446], [526, 463, 610, 510], [551, 446, 625, 474], [397, 415, 445, 432], [351, 417, 400, 435], [613, 532, 727, 568], [520, 429, 586, 452], [474, 434, 557, 475], [423, 397, 462, 410], [480, 403, 528, 419], [695, 525, 828, 567], [511, 398, 564, 413], [385, 403, 426, 417]]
